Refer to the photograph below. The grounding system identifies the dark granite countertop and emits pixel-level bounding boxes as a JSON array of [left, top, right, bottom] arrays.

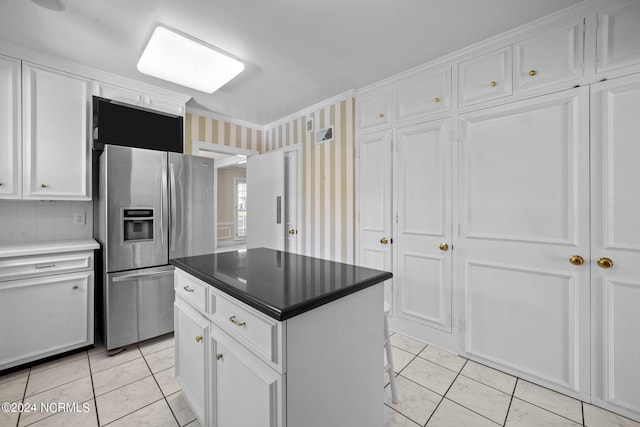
[[170, 248, 393, 321]]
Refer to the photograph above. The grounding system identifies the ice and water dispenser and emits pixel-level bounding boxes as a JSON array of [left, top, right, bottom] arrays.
[[122, 209, 154, 242]]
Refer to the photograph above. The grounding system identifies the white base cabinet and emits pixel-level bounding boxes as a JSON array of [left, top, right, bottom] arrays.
[[174, 268, 384, 427], [0, 242, 97, 371]]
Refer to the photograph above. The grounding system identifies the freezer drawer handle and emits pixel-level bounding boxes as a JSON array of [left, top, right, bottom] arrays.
[[229, 316, 246, 327], [111, 269, 174, 282], [183, 286, 195, 293], [35, 264, 56, 269]]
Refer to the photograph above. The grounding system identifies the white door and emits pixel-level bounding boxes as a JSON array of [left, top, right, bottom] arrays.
[[395, 119, 452, 332], [213, 324, 284, 427], [458, 87, 590, 398], [357, 130, 393, 305], [22, 63, 91, 200], [285, 150, 299, 254], [247, 151, 285, 250], [174, 297, 209, 426], [590, 74, 640, 419]]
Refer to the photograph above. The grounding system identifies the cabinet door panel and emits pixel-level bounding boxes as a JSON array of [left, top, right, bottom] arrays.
[[357, 89, 392, 130], [591, 75, 640, 419], [357, 130, 393, 305], [174, 298, 209, 426], [514, 21, 583, 91], [596, 1, 640, 74], [459, 87, 590, 397], [395, 119, 452, 332], [0, 55, 21, 199], [459, 47, 512, 107], [213, 324, 283, 427], [397, 67, 451, 121], [93, 81, 143, 106], [0, 271, 92, 370], [22, 63, 91, 200]]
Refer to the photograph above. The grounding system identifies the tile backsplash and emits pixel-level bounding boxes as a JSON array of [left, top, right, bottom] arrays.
[[0, 200, 93, 245]]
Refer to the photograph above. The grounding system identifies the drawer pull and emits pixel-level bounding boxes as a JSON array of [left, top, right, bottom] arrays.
[[433, 97, 440, 103], [35, 264, 56, 269], [529, 69, 537, 76], [378, 113, 385, 118], [183, 285, 195, 293], [195, 335, 203, 343], [229, 315, 246, 327], [72, 285, 79, 290], [489, 81, 497, 87], [216, 353, 223, 361]]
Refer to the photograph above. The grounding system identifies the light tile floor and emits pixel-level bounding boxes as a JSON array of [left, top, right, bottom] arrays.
[[1, 332, 639, 426]]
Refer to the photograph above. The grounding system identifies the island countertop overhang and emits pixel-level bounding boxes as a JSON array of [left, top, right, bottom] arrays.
[[170, 248, 393, 321]]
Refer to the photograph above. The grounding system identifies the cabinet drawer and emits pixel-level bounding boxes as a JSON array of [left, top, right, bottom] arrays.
[[0, 251, 93, 282], [174, 270, 208, 312], [397, 67, 451, 121], [209, 289, 282, 370], [514, 22, 583, 92], [459, 47, 512, 107], [357, 89, 393, 130]]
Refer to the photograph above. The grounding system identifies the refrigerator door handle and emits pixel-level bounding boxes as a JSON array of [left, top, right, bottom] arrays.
[[170, 163, 177, 252], [111, 269, 174, 282], [276, 195, 282, 224], [160, 165, 167, 247]]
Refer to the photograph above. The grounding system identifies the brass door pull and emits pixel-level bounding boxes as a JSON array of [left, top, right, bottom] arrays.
[[288, 229, 296, 235], [489, 81, 497, 87], [439, 243, 449, 251], [529, 70, 537, 76], [41, 184, 47, 188], [597, 257, 614, 269], [380, 237, 389, 245], [569, 255, 584, 266], [216, 353, 223, 361], [229, 316, 246, 327], [433, 97, 440, 103], [195, 335, 203, 343], [378, 113, 385, 118]]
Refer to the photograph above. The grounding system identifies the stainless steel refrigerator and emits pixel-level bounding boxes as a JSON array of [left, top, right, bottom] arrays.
[[96, 144, 215, 350]]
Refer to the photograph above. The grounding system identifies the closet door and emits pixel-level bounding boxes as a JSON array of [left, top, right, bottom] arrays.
[[591, 75, 640, 420], [357, 130, 393, 304], [395, 119, 452, 332], [458, 87, 590, 398]]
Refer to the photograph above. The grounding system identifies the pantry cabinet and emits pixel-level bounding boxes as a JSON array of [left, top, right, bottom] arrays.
[[22, 62, 91, 200], [590, 74, 640, 420], [0, 54, 21, 199], [513, 20, 584, 92], [396, 67, 451, 122], [458, 46, 512, 107], [595, 0, 640, 74], [356, 89, 393, 131]]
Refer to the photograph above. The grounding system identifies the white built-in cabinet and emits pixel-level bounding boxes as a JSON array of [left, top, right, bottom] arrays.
[[22, 63, 92, 200], [356, 1, 640, 421], [590, 74, 640, 421], [0, 244, 96, 370], [93, 80, 186, 116], [0, 54, 21, 199]]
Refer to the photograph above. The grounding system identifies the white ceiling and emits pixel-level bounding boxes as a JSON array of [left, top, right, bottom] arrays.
[[0, 0, 582, 125]]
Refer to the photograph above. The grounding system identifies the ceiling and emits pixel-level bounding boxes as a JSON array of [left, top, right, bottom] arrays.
[[0, 0, 582, 125]]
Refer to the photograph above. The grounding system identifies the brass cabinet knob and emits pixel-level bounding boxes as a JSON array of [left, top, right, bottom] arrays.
[[489, 81, 497, 87], [433, 97, 440, 103], [597, 257, 614, 269], [195, 335, 203, 343], [380, 237, 389, 245], [529, 69, 537, 76], [41, 184, 47, 188], [378, 113, 385, 118], [216, 353, 223, 361], [569, 255, 584, 266], [288, 229, 296, 235], [439, 243, 449, 251]]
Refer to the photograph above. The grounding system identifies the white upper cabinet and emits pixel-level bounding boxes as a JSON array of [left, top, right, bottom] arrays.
[[396, 67, 451, 122], [93, 81, 143, 106], [356, 88, 393, 131], [143, 94, 185, 116], [0, 54, 21, 200], [458, 46, 512, 107], [22, 63, 91, 200], [514, 21, 584, 92], [596, 1, 640, 74]]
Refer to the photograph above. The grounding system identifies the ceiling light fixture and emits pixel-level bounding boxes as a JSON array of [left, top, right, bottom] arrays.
[[137, 26, 244, 94], [30, 0, 65, 11]]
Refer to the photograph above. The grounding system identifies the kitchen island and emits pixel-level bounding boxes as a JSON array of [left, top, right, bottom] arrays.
[[170, 248, 392, 427]]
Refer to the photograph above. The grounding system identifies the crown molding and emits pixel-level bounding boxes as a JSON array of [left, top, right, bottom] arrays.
[[186, 107, 263, 131]]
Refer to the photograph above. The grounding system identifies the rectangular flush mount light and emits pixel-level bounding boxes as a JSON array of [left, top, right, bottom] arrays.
[[137, 26, 244, 93]]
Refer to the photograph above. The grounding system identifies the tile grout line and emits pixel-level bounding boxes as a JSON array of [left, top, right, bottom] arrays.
[[502, 377, 518, 426], [423, 356, 469, 426], [140, 344, 181, 427], [15, 367, 31, 427], [87, 349, 102, 427]]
